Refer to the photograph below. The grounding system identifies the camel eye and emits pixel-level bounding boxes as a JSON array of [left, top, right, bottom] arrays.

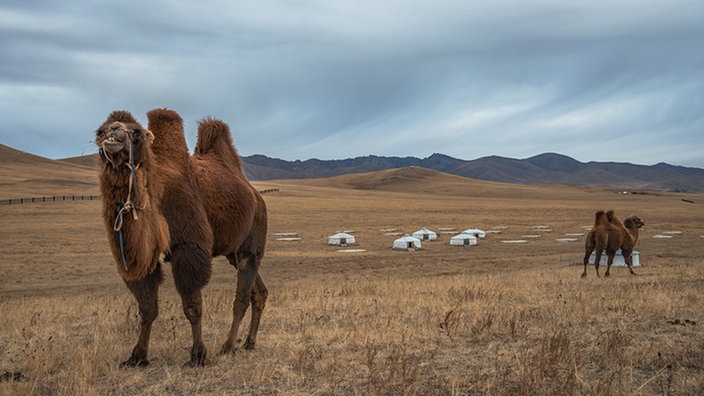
[[133, 129, 142, 139]]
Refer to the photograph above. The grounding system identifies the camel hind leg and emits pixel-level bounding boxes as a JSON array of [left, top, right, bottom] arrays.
[[582, 234, 596, 278], [593, 250, 603, 277], [221, 252, 267, 353], [244, 271, 268, 350], [221, 252, 256, 354], [604, 249, 616, 277], [591, 233, 607, 278], [121, 262, 163, 367]]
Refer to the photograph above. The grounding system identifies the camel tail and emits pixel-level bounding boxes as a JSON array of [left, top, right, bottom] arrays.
[[195, 117, 243, 170]]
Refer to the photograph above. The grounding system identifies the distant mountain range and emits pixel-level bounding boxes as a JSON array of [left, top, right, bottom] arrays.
[[241, 152, 704, 193], [1, 143, 702, 193]]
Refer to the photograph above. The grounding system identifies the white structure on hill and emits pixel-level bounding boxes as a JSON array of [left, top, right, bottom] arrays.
[[392, 234, 422, 250], [462, 227, 486, 238], [450, 233, 478, 246], [412, 227, 437, 241], [328, 232, 356, 246]]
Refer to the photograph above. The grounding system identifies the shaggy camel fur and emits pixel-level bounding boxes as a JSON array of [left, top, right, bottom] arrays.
[[582, 210, 645, 278], [191, 115, 268, 354], [96, 109, 267, 366]]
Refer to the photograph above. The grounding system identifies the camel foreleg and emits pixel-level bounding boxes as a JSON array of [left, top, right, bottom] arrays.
[[623, 249, 637, 275], [180, 290, 207, 366], [121, 262, 163, 367], [171, 245, 211, 366]]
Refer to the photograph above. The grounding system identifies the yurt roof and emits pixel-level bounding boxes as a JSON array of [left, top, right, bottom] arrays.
[[395, 234, 420, 241], [414, 227, 435, 233], [329, 232, 354, 238], [451, 233, 477, 240]]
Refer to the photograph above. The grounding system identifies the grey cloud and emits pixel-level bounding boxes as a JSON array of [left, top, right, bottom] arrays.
[[1, 0, 703, 167]]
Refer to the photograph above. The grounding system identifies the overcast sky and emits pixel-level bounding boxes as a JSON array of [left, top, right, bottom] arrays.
[[1, 1, 703, 167]]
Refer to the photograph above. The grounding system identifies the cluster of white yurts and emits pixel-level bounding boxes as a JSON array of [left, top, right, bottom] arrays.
[[327, 227, 487, 251]]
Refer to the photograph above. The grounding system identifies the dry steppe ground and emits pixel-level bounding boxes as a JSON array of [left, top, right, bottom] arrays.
[[1, 165, 703, 395]]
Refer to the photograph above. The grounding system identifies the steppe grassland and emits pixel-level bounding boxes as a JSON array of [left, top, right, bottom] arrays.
[[1, 179, 703, 395]]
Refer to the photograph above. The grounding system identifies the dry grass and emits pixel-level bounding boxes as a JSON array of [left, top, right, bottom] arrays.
[[1, 169, 704, 395]]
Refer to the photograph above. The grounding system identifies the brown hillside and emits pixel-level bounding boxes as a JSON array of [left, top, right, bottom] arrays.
[[0, 144, 98, 199], [59, 153, 100, 168], [276, 165, 618, 200]]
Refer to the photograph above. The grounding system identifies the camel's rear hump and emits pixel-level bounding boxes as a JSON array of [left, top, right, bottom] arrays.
[[194, 118, 243, 172]]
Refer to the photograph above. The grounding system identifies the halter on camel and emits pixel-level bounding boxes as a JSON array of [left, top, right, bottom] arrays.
[[101, 131, 143, 271]]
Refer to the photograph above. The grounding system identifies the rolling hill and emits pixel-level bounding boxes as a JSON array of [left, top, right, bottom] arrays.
[[0, 144, 98, 198], [282, 166, 601, 200]]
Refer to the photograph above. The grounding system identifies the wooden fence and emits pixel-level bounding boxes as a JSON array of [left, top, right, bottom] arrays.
[[2, 195, 101, 205], [1, 189, 279, 205]]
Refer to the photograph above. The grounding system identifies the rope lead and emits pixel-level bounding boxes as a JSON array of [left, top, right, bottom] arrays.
[[113, 135, 142, 272]]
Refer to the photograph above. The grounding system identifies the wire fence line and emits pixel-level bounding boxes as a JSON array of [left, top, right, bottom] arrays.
[[1, 188, 280, 205]]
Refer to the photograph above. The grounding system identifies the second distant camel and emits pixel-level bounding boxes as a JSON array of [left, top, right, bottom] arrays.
[[582, 210, 645, 278]]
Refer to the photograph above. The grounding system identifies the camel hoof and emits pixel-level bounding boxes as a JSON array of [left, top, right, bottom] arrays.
[[186, 349, 208, 367], [580, 273, 587, 278], [120, 357, 149, 367], [185, 351, 208, 367], [243, 338, 256, 350], [184, 358, 208, 368], [220, 343, 238, 355]]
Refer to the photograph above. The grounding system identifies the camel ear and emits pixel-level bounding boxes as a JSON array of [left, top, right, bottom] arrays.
[[144, 129, 155, 144]]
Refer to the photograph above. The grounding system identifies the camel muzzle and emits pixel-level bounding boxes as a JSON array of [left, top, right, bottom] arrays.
[[102, 129, 128, 154]]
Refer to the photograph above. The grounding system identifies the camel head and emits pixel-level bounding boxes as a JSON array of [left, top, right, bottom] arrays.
[[96, 111, 154, 169], [623, 215, 645, 230]]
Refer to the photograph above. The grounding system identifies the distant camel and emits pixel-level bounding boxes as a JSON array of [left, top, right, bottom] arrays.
[[582, 210, 645, 278], [96, 109, 267, 366]]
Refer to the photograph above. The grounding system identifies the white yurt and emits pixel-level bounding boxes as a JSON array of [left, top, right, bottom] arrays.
[[412, 227, 437, 241], [392, 234, 422, 250], [450, 233, 478, 246], [462, 227, 486, 238], [589, 249, 640, 267], [328, 232, 356, 246]]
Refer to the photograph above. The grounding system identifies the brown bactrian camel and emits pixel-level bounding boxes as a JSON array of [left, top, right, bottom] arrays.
[[582, 210, 645, 278], [95, 109, 267, 366]]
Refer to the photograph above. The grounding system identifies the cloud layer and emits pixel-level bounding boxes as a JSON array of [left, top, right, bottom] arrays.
[[2, 0, 703, 167]]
